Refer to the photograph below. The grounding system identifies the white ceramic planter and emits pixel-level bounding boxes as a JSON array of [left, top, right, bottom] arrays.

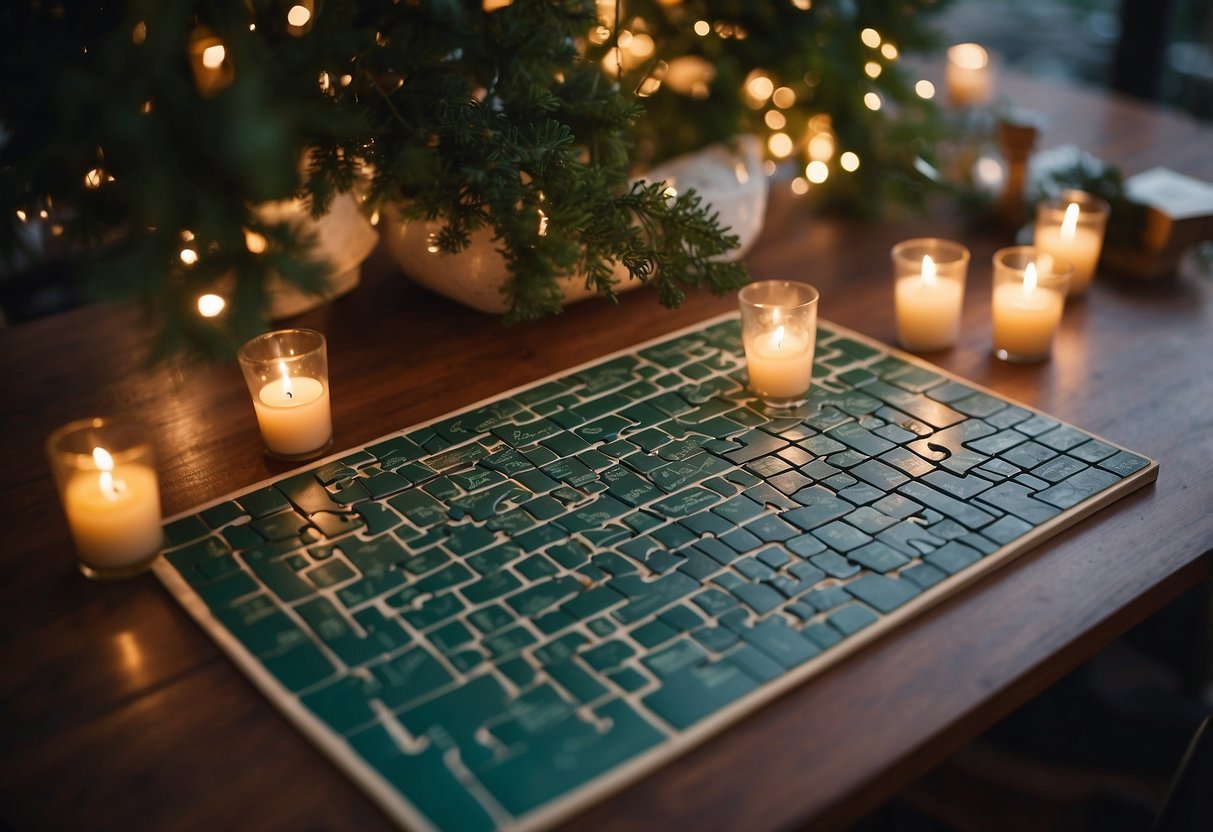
[[258, 192, 380, 320], [382, 136, 768, 314]]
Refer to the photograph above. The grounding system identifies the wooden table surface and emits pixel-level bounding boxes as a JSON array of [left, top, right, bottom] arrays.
[[2, 73, 1211, 831]]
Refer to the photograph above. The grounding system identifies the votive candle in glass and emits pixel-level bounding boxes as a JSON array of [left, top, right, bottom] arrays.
[[46, 417, 163, 580], [739, 280, 820, 408], [238, 329, 333, 461], [991, 246, 1072, 363], [946, 43, 995, 108], [1032, 189, 1110, 296], [891, 238, 970, 352]]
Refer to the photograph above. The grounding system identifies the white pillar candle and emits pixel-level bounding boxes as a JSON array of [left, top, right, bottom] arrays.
[[992, 263, 1066, 362], [946, 43, 993, 107], [253, 361, 333, 457], [1033, 199, 1107, 296], [745, 324, 815, 399], [895, 255, 965, 352], [64, 447, 162, 569]]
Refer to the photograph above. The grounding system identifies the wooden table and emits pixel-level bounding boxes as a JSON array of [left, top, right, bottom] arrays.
[[2, 73, 1211, 831]]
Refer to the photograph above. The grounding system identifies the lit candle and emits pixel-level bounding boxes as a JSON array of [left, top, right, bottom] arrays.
[[946, 43, 994, 108], [891, 238, 969, 353], [238, 329, 334, 460], [894, 255, 965, 352], [252, 360, 332, 457], [739, 280, 820, 407], [64, 447, 163, 569], [991, 251, 1070, 363], [47, 418, 163, 579], [746, 323, 815, 399], [1033, 193, 1109, 296]]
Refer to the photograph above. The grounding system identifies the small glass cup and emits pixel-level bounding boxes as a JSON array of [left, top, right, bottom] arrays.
[[1032, 189, 1110, 297], [991, 246, 1072, 363], [46, 417, 163, 580], [891, 238, 970, 353], [739, 280, 820, 409], [238, 329, 333, 461], [946, 42, 996, 108]]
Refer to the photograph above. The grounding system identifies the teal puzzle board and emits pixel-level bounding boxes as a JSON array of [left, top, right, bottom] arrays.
[[154, 313, 1157, 831]]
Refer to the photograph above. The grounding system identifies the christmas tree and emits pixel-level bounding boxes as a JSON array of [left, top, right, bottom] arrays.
[[1, 1, 950, 359]]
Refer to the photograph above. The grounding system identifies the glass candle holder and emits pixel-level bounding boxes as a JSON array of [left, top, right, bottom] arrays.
[[1032, 189, 1110, 297], [46, 417, 163, 580], [739, 280, 820, 409], [238, 329, 333, 461], [946, 42, 995, 108], [991, 246, 1072, 363], [891, 238, 970, 353]]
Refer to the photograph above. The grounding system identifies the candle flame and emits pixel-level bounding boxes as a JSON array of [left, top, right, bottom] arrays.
[[1023, 262, 1038, 294], [1060, 201, 1079, 242], [279, 361, 293, 399], [93, 447, 121, 500], [921, 254, 937, 287], [774, 325, 785, 349]]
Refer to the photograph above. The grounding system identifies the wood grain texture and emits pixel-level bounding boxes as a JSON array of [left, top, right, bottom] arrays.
[[1, 72, 1210, 831]]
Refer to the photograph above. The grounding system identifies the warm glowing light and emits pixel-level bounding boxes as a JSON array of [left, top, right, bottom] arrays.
[[767, 132, 794, 158], [279, 361, 294, 398], [746, 74, 775, 103], [132, 21, 147, 45], [201, 44, 225, 69], [915, 79, 936, 99], [861, 28, 881, 48], [865, 61, 882, 79], [537, 209, 549, 236], [790, 177, 809, 195], [808, 132, 834, 161], [863, 92, 882, 111], [881, 43, 899, 60], [773, 325, 786, 349], [115, 631, 145, 678], [319, 72, 331, 92], [197, 294, 226, 317], [840, 151, 860, 172], [628, 33, 655, 59], [426, 233, 441, 253], [663, 56, 715, 96], [694, 19, 710, 36], [734, 162, 749, 185], [287, 5, 311, 27], [921, 255, 937, 286], [244, 229, 267, 253], [663, 186, 678, 199], [39, 209, 49, 219], [15, 210, 26, 222], [589, 25, 611, 44], [1023, 262, 1038, 294], [141, 100, 153, 114], [179, 248, 198, 265], [806, 160, 829, 183], [340, 74, 352, 86], [974, 156, 1004, 189], [1061, 202, 1080, 241], [84, 168, 104, 188], [93, 447, 118, 499], [764, 110, 786, 130], [791, 0, 812, 9], [772, 86, 796, 109], [483, 0, 514, 10], [181, 230, 195, 241], [637, 76, 661, 96], [950, 43, 989, 70], [763, 160, 777, 176]]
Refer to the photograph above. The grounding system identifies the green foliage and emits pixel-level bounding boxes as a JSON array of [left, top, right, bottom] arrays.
[[1, 0, 949, 360]]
